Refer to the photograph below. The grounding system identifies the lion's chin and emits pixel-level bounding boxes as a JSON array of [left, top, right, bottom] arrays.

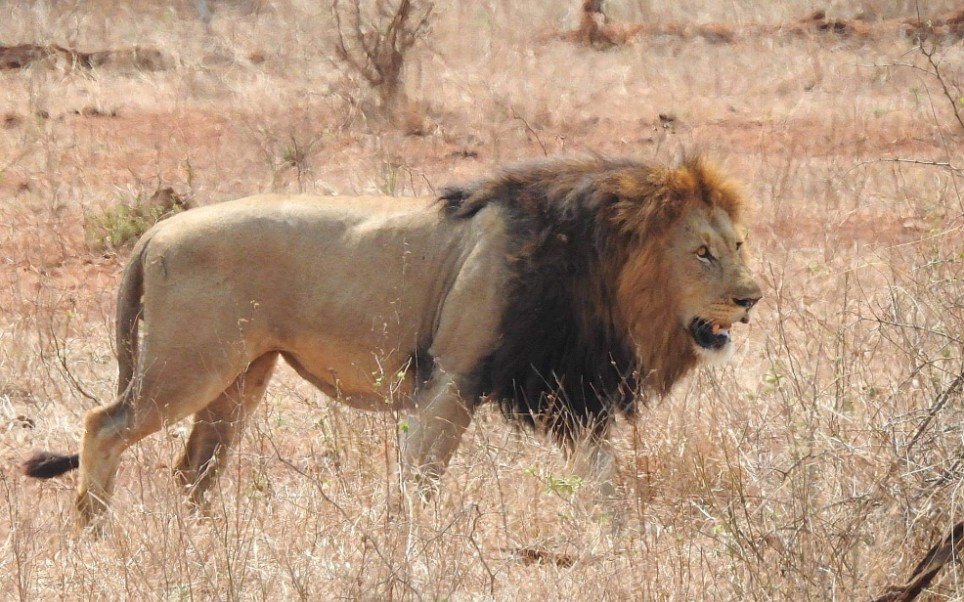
[[689, 318, 735, 365], [694, 339, 735, 365]]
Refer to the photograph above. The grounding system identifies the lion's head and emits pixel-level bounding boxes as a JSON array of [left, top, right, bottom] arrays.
[[669, 195, 761, 358], [441, 155, 762, 441], [610, 157, 762, 391]]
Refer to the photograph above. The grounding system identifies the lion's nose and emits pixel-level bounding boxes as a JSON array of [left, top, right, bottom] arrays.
[[733, 296, 760, 309]]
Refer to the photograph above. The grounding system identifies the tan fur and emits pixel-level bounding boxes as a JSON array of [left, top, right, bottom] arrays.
[[24, 157, 762, 524]]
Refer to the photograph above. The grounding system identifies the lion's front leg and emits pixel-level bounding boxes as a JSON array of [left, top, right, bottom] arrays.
[[398, 372, 474, 501], [569, 433, 628, 533], [569, 433, 618, 500]]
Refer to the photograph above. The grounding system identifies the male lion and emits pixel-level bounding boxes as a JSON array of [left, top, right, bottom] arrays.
[[23, 156, 761, 525]]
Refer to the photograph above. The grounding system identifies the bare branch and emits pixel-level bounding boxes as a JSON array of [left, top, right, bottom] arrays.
[[847, 158, 964, 177], [331, 0, 434, 111], [912, 4, 964, 130], [905, 370, 964, 456]]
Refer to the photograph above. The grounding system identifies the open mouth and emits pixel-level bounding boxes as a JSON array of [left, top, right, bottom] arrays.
[[690, 318, 732, 350]]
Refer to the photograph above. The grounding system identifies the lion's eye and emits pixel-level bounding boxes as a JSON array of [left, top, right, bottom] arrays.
[[736, 241, 744, 251], [696, 246, 713, 261]]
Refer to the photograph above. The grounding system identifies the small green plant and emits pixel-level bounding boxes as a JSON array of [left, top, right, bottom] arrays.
[[525, 468, 584, 495], [545, 474, 583, 495], [764, 363, 784, 388], [85, 187, 189, 252]]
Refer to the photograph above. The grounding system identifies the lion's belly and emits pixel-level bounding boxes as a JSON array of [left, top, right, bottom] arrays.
[[279, 341, 418, 412], [256, 263, 446, 411]]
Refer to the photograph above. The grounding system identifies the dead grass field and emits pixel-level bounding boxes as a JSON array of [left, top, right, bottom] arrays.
[[1, 1, 962, 600]]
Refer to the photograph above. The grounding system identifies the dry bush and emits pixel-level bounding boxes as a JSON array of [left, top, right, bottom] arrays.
[[84, 187, 191, 252], [332, 0, 434, 115]]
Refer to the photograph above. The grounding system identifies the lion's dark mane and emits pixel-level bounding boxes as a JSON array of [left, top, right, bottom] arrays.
[[440, 157, 647, 444]]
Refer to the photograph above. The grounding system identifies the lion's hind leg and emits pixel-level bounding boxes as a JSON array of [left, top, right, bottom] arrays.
[[173, 352, 278, 509], [76, 351, 251, 526], [76, 397, 159, 525]]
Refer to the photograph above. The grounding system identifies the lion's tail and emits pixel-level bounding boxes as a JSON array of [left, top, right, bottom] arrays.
[[22, 451, 79, 479], [20, 233, 151, 479], [115, 233, 151, 397], [22, 235, 153, 482]]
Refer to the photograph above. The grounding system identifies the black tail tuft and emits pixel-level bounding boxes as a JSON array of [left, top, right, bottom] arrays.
[[21, 451, 80, 479]]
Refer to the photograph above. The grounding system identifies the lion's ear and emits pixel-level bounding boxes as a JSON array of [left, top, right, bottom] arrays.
[[605, 181, 686, 238], [600, 192, 621, 209], [680, 156, 745, 219]]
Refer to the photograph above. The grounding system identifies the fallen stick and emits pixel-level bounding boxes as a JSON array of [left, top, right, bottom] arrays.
[[873, 521, 964, 602]]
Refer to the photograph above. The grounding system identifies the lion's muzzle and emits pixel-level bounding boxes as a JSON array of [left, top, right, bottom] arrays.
[[730, 273, 763, 324], [690, 318, 731, 350]]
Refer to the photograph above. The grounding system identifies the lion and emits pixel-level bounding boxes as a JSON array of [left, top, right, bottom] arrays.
[[22, 155, 762, 525]]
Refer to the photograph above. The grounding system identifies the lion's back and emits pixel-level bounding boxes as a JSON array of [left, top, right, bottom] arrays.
[[130, 192, 500, 392]]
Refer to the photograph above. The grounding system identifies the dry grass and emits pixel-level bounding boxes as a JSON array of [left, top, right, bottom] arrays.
[[1, 1, 963, 600]]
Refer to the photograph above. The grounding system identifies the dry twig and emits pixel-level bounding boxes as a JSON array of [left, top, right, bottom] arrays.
[[912, 5, 964, 130], [873, 521, 964, 602]]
